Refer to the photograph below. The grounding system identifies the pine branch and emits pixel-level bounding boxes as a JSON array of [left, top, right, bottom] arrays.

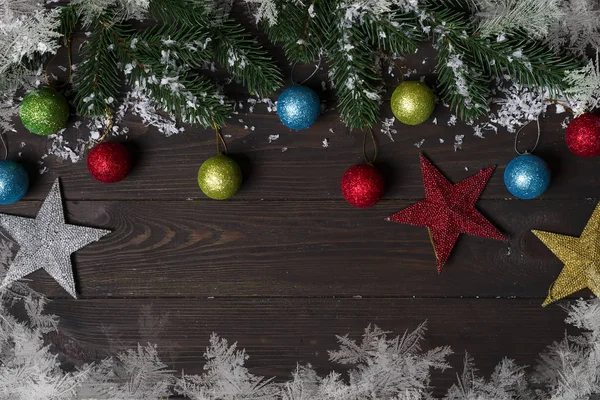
[[435, 37, 491, 120], [125, 30, 231, 128], [427, 0, 581, 120], [262, 0, 322, 63], [129, 69, 230, 129], [486, 36, 582, 90], [211, 20, 283, 97], [362, 11, 423, 56], [317, 1, 382, 130], [57, 3, 80, 44], [148, 0, 283, 106], [133, 24, 214, 69], [73, 16, 127, 117], [475, 0, 563, 40], [148, 0, 207, 22]]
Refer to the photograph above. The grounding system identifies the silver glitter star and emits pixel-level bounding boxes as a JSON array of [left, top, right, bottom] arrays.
[[0, 179, 111, 298]]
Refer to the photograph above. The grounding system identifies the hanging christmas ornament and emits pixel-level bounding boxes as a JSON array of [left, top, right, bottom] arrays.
[[390, 81, 435, 125], [565, 113, 600, 157], [341, 164, 384, 208], [504, 119, 551, 199], [0, 179, 111, 298], [198, 124, 242, 200], [198, 155, 242, 200], [0, 160, 29, 205], [532, 202, 600, 306], [19, 87, 69, 136], [341, 127, 384, 208], [87, 142, 132, 183], [386, 154, 505, 273], [277, 85, 321, 130]]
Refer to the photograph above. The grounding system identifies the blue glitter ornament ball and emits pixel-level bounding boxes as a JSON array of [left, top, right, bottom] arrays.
[[504, 154, 550, 199], [277, 85, 320, 130], [0, 160, 28, 204]]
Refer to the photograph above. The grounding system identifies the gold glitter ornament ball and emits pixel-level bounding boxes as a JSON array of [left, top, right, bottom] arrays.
[[197, 154, 242, 200], [390, 81, 435, 125], [19, 87, 69, 135]]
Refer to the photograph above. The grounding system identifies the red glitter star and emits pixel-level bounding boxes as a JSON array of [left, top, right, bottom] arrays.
[[386, 154, 505, 273]]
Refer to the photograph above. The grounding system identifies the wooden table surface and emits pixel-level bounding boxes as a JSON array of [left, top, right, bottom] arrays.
[[4, 30, 591, 397]]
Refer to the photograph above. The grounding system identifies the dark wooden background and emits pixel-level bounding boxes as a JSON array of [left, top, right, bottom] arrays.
[[3, 8, 593, 397]]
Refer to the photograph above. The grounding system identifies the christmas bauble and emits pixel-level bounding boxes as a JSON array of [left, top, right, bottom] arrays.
[[19, 87, 69, 135], [390, 81, 435, 125], [198, 154, 242, 200], [277, 85, 320, 130], [0, 160, 28, 204], [87, 142, 132, 183], [565, 113, 600, 157], [504, 154, 550, 199], [340, 164, 384, 208]]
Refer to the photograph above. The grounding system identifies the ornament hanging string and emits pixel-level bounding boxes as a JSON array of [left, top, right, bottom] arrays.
[[290, 57, 322, 85], [363, 126, 377, 165], [213, 121, 228, 155], [514, 118, 541, 155], [44, 37, 73, 88], [0, 132, 7, 160]]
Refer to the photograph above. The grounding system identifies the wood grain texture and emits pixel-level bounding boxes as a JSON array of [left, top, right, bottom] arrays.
[[12, 104, 582, 202], [0, 198, 591, 298], [45, 298, 572, 398]]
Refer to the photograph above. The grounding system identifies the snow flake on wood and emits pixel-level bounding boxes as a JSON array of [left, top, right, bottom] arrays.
[[454, 134, 464, 151], [473, 122, 498, 138], [489, 81, 548, 132], [380, 117, 397, 141]]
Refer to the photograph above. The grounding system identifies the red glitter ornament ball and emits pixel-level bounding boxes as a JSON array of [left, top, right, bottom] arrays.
[[340, 164, 384, 208], [87, 142, 132, 183], [565, 113, 600, 157]]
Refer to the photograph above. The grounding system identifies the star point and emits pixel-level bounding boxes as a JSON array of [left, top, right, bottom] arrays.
[[0, 179, 111, 298], [387, 155, 504, 272], [533, 203, 600, 307]]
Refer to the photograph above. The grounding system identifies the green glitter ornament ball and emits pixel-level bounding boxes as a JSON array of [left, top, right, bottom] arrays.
[[390, 81, 435, 125], [197, 154, 242, 200], [19, 87, 69, 135]]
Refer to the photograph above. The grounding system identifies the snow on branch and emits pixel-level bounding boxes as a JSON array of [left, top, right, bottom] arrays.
[[0, 6, 61, 76], [476, 0, 564, 39], [564, 50, 600, 115], [547, 0, 600, 55], [71, 0, 150, 27]]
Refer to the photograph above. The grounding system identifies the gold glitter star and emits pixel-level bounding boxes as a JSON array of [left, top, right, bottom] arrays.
[[533, 203, 600, 307]]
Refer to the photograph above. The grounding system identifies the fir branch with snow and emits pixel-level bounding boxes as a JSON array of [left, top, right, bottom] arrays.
[[475, 0, 564, 40], [564, 50, 600, 115], [175, 334, 277, 399], [66, 0, 282, 128], [328, 323, 452, 399], [546, 0, 600, 56], [533, 298, 600, 400], [444, 355, 529, 400], [253, 0, 580, 128]]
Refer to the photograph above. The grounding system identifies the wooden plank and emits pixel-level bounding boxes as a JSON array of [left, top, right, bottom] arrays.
[[0, 198, 591, 298], [11, 106, 583, 202], [45, 297, 571, 398]]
